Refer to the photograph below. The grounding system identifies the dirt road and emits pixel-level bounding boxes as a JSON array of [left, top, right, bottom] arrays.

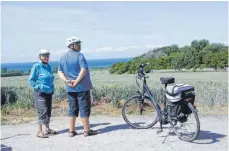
[[1, 115, 228, 151]]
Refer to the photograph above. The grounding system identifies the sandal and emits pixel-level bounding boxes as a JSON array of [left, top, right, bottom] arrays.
[[36, 130, 49, 138], [44, 129, 58, 135], [83, 129, 98, 137], [69, 131, 77, 137]]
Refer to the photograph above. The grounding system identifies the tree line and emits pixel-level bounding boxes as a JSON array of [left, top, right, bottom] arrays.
[[110, 39, 228, 74], [1, 67, 58, 77]]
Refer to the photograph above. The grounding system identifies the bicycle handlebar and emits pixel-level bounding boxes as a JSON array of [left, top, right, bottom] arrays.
[[137, 63, 150, 79]]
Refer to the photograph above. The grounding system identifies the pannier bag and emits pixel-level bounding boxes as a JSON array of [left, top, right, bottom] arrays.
[[166, 84, 195, 117]]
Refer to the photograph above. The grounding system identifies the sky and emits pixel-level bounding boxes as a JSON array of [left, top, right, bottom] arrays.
[[1, 1, 228, 63]]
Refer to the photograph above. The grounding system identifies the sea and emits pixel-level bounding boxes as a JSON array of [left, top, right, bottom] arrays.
[[1, 58, 133, 73]]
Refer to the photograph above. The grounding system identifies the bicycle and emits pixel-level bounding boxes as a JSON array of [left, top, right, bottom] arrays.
[[122, 63, 200, 142]]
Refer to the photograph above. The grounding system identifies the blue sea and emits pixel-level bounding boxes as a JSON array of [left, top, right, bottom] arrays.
[[1, 58, 133, 73]]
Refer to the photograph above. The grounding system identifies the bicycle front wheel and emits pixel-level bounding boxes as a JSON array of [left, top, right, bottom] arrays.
[[122, 95, 158, 129]]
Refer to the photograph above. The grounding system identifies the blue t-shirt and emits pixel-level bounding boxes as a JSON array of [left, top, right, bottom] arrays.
[[58, 50, 93, 92], [28, 62, 54, 94]]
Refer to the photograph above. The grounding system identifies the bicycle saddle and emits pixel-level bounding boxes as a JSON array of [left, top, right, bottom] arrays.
[[160, 77, 175, 84]]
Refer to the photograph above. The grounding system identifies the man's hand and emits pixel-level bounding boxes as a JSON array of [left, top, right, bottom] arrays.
[[69, 68, 87, 88], [58, 71, 79, 87], [65, 80, 78, 88], [65, 80, 74, 87], [70, 80, 78, 88]]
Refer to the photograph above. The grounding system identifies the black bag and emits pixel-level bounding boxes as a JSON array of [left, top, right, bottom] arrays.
[[167, 88, 195, 117], [181, 91, 195, 115]]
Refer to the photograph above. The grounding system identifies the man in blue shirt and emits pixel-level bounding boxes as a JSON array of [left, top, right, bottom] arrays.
[[58, 36, 97, 137]]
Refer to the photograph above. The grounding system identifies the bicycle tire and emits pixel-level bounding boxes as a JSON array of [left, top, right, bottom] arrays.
[[122, 95, 158, 129]]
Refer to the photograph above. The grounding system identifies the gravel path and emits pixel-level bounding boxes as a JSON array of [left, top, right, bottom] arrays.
[[1, 115, 228, 151]]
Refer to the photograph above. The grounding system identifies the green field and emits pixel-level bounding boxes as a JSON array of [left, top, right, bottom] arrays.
[[1, 70, 228, 106], [1, 70, 228, 86], [1, 70, 228, 124]]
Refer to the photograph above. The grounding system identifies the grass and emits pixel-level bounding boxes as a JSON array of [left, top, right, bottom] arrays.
[[1, 101, 228, 125], [1, 70, 228, 124]]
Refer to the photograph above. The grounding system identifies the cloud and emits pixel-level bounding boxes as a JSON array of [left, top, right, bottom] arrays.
[[51, 49, 68, 56], [19, 53, 26, 56], [116, 45, 138, 51], [38, 45, 141, 61], [1, 4, 105, 62], [49, 43, 185, 61], [81, 45, 139, 53], [95, 47, 113, 52], [145, 45, 155, 48], [83, 46, 149, 60], [74, 44, 168, 54], [1, 4, 103, 41], [2, 5, 101, 25], [143, 35, 160, 39], [145, 44, 164, 48]]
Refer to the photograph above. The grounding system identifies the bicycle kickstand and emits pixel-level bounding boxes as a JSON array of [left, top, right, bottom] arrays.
[[157, 120, 163, 134], [162, 127, 173, 144]]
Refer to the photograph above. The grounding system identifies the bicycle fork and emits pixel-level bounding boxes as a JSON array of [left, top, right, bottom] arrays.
[[137, 91, 145, 115], [157, 113, 164, 134]]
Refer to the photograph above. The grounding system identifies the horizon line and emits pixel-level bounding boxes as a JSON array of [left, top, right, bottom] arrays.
[[1, 57, 134, 64]]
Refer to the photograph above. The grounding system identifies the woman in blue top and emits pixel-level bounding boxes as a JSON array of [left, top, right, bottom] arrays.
[[28, 49, 57, 138]]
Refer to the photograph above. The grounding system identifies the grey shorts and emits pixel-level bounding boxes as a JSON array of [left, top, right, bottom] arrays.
[[34, 90, 53, 125]]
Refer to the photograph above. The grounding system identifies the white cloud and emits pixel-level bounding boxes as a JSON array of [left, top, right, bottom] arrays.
[[50, 44, 166, 61], [116, 45, 138, 51], [224, 42, 229, 46], [143, 35, 159, 39], [51, 49, 68, 56], [145, 44, 165, 49], [81, 47, 113, 53], [95, 47, 113, 52], [81, 45, 139, 53], [2, 5, 101, 26], [1, 4, 105, 63], [83, 46, 149, 60], [52, 46, 139, 56], [19, 53, 26, 56], [145, 45, 155, 48], [81, 44, 169, 54]]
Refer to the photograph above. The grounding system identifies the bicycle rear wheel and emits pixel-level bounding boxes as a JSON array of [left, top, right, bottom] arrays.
[[169, 102, 200, 142], [122, 95, 158, 129]]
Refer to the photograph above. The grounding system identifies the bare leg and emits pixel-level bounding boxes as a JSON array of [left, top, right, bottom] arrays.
[[36, 124, 48, 138], [37, 124, 42, 132], [69, 117, 76, 132], [81, 117, 90, 132], [81, 117, 97, 137], [45, 124, 49, 131]]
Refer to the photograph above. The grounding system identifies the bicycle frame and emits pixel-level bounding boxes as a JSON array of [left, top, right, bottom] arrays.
[[139, 77, 165, 122]]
